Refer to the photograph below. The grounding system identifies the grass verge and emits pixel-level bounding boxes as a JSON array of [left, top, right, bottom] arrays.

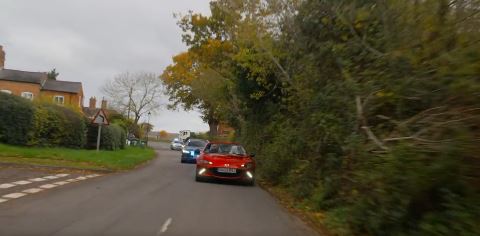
[[0, 143, 156, 171]]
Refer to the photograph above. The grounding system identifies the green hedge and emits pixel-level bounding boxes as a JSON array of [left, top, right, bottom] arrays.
[[0, 93, 36, 145], [86, 123, 126, 150], [0, 93, 86, 148], [29, 104, 86, 148]]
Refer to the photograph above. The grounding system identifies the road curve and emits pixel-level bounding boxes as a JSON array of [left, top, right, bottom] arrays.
[[0, 142, 318, 236]]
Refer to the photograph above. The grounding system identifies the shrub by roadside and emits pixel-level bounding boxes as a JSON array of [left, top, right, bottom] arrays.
[[86, 123, 126, 150], [0, 93, 86, 148], [29, 103, 86, 148], [0, 92, 36, 145]]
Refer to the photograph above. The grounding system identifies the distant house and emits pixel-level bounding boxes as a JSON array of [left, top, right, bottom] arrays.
[[0, 45, 84, 108], [82, 97, 118, 120]]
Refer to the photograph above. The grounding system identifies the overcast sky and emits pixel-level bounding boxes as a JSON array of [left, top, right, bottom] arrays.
[[0, 0, 211, 133]]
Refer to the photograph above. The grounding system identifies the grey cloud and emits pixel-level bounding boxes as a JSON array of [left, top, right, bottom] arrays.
[[0, 0, 211, 133]]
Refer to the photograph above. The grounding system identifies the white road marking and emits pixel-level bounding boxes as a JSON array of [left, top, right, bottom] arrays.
[[157, 218, 173, 235], [39, 184, 57, 189], [44, 176, 59, 180], [0, 173, 98, 204], [29, 178, 47, 182], [65, 179, 79, 182], [2, 193, 27, 199], [22, 188, 43, 194], [85, 174, 101, 178], [0, 183, 16, 189], [0, 173, 97, 204], [13, 180, 31, 185]]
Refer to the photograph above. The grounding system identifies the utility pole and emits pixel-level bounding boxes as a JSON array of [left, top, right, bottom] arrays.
[[126, 87, 133, 139], [146, 111, 151, 146], [127, 87, 132, 119]]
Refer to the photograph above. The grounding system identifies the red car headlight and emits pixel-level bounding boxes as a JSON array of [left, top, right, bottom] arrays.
[[241, 162, 253, 169], [198, 160, 213, 165]]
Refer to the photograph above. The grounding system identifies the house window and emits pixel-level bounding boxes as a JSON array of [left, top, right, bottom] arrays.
[[21, 92, 34, 100], [0, 89, 12, 94], [54, 96, 64, 105]]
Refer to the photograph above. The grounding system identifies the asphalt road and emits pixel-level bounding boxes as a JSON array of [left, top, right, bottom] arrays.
[[0, 142, 318, 236]]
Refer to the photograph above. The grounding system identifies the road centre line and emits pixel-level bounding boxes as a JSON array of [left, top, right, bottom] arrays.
[[157, 217, 173, 235], [0, 198, 8, 203]]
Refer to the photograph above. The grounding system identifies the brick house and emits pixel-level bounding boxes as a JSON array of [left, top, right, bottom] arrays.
[[82, 97, 117, 120], [0, 45, 84, 109]]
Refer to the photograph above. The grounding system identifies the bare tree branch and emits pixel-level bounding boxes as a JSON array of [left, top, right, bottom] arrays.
[[102, 72, 164, 125]]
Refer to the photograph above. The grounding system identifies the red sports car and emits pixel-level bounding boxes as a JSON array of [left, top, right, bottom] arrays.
[[195, 142, 256, 186]]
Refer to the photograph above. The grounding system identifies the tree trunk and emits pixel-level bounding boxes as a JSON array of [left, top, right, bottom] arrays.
[[208, 119, 219, 137]]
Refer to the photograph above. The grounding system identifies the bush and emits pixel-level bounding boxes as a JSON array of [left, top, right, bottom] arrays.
[[0, 93, 86, 148], [86, 123, 126, 150], [29, 103, 86, 148], [0, 93, 35, 145]]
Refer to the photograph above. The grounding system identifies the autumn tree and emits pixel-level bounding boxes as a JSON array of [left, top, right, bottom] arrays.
[[159, 130, 168, 138], [161, 0, 290, 136], [164, 0, 480, 235]]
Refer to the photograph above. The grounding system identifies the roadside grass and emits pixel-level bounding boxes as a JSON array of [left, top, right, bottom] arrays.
[[0, 143, 156, 171]]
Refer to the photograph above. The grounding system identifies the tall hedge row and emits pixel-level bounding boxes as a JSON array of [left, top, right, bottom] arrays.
[[0, 92, 36, 145], [29, 104, 86, 148], [0, 93, 125, 150]]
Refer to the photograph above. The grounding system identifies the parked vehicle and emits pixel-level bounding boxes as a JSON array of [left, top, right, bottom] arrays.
[[170, 139, 184, 151], [181, 139, 208, 163], [195, 142, 255, 186]]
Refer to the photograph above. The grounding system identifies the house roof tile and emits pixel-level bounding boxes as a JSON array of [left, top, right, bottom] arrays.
[[42, 79, 83, 94], [0, 69, 47, 85]]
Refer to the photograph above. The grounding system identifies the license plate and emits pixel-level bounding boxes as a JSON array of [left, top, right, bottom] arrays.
[[217, 168, 237, 173]]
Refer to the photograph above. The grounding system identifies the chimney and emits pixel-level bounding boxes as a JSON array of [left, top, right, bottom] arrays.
[[89, 97, 96, 109], [101, 98, 107, 109], [0, 45, 5, 69]]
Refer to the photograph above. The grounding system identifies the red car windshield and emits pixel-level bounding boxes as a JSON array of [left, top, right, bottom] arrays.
[[206, 143, 246, 155]]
